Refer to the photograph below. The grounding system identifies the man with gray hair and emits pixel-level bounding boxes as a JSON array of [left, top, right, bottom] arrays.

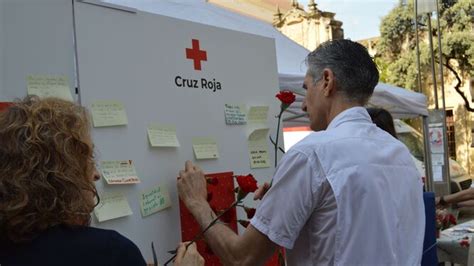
[[177, 39, 425, 265]]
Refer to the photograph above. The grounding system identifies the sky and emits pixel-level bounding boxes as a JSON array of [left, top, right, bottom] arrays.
[[299, 0, 400, 41]]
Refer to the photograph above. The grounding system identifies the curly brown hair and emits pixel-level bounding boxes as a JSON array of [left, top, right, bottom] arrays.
[[0, 96, 98, 243]]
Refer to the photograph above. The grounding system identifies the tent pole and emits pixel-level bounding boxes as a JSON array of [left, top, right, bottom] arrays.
[[423, 116, 435, 192]]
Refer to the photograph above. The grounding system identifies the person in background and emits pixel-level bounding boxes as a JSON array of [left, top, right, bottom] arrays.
[[0, 96, 202, 266], [367, 107, 398, 139], [177, 39, 425, 265], [436, 186, 474, 208]]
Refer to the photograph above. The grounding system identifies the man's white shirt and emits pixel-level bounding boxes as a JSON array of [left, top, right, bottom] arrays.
[[251, 107, 425, 265]]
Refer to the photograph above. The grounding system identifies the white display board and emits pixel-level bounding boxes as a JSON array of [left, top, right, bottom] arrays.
[[74, 1, 280, 263], [0, 0, 76, 101]]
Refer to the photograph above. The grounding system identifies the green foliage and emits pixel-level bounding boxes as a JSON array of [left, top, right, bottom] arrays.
[[376, 0, 473, 93], [378, 4, 415, 57]]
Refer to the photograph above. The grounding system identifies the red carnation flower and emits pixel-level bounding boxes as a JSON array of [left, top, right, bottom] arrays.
[[244, 207, 256, 219], [448, 214, 457, 225], [219, 210, 234, 224], [276, 91, 296, 105], [236, 174, 258, 194], [238, 220, 250, 228]]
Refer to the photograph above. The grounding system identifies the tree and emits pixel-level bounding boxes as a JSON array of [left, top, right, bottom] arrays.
[[376, 0, 474, 110]]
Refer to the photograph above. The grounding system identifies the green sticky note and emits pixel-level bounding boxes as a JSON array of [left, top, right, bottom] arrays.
[[248, 128, 270, 169], [91, 100, 128, 127], [27, 75, 73, 101], [93, 193, 133, 222], [147, 124, 180, 147], [192, 137, 219, 160], [224, 104, 247, 125], [247, 106, 269, 124], [140, 184, 172, 217]]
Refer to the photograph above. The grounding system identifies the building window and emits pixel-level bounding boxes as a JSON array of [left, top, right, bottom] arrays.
[[446, 109, 456, 159]]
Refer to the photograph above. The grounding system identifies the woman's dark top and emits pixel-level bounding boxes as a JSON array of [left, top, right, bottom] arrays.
[[0, 225, 147, 266]]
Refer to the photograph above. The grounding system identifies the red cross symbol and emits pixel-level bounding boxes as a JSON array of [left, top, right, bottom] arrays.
[[186, 39, 207, 71]]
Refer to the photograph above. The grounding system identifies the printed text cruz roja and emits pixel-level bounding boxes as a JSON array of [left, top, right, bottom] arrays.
[[174, 75, 222, 92]]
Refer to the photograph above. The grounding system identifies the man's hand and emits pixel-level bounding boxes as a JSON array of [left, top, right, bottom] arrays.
[[254, 182, 271, 200], [174, 242, 204, 266], [177, 161, 208, 212]]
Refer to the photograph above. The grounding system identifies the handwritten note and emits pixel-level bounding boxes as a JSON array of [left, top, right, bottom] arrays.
[[100, 160, 140, 184], [27, 75, 73, 101], [140, 184, 172, 217], [192, 137, 219, 160], [91, 100, 128, 127], [247, 106, 269, 124], [147, 124, 180, 147], [248, 128, 270, 169], [94, 193, 133, 222], [224, 104, 247, 125]]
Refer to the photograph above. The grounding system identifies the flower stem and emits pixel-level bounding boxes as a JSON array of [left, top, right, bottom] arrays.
[[274, 109, 284, 168], [163, 200, 240, 266]]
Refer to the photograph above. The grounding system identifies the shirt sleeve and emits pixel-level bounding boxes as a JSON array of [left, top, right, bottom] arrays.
[[250, 149, 325, 249]]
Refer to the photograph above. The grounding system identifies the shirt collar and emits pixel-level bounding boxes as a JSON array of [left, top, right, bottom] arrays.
[[327, 106, 372, 130]]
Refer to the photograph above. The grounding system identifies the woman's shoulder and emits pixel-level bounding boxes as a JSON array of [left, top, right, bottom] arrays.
[[59, 225, 145, 259], [1, 225, 147, 266]]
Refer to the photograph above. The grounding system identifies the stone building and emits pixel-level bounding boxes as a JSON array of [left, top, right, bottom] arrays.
[[209, 0, 344, 51], [272, 0, 343, 51]]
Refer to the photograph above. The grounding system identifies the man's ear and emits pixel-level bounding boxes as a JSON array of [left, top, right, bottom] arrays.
[[322, 68, 335, 97]]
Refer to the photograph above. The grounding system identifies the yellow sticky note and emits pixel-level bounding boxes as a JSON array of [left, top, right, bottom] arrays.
[[224, 104, 247, 125], [100, 160, 140, 184], [91, 100, 128, 127], [93, 193, 133, 222], [249, 128, 270, 141], [248, 128, 270, 169], [140, 184, 172, 217], [192, 137, 219, 160], [27, 75, 73, 101], [147, 124, 180, 147], [247, 106, 269, 124]]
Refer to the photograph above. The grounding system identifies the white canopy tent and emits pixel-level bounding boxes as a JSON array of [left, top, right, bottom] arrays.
[[279, 73, 428, 126], [105, 0, 428, 123]]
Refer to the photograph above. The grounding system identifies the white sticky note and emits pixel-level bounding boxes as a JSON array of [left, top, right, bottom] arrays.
[[247, 106, 269, 124], [91, 100, 128, 127], [147, 124, 180, 147], [94, 193, 133, 222], [27, 75, 73, 101], [432, 165, 443, 182], [192, 137, 219, 160], [431, 153, 445, 166], [248, 128, 270, 169], [100, 160, 140, 184], [140, 184, 172, 217], [224, 104, 247, 125]]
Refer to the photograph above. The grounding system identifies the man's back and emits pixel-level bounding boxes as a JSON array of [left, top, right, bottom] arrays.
[[251, 107, 425, 265]]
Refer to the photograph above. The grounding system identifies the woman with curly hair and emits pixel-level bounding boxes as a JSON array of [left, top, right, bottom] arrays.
[[0, 97, 202, 266]]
